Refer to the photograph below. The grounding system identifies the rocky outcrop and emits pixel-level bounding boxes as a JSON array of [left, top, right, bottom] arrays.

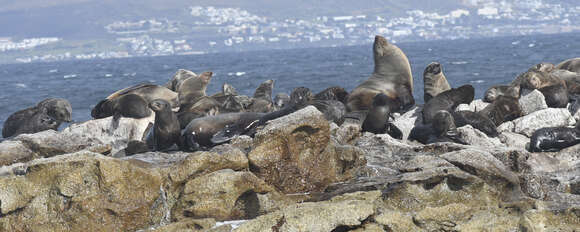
[[498, 108, 576, 136], [519, 89, 548, 115], [248, 106, 365, 193]]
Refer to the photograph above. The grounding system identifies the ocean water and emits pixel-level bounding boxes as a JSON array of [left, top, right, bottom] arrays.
[[1, 32, 579, 130]]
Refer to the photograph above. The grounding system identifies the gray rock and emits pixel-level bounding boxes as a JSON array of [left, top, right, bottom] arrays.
[[518, 89, 548, 116], [456, 125, 504, 148], [498, 132, 529, 150], [455, 103, 472, 112], [440, 149, 520, 187], [469, 99, 490, 113], [392, 105, 423, 141], [0, 140, 38, 166], [512, 108, 576, 136]]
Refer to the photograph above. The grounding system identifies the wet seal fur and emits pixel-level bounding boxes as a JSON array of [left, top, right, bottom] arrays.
[[478, 95, 522, 126], [409, 110, 466, 144], [422, 84, 474, 124], [146, 99, 183, 151], [528, 125, 580, 152], [362, 93, 402, 139], [3, 98, 72, 138], [423, 62, 451, 103], [347, 35, 414, 112]]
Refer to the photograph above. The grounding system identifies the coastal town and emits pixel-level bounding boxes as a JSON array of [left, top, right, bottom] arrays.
[[1, 0, 579, 64]]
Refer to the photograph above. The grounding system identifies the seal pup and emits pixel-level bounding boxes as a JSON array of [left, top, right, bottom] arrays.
[[247, 79, 274, 113], [315, 86, 349, 103], [146, 99, 183, 151], [3, 98, 72, 138], [556, 58, 580, 73], [422, 84, 474, 124], [452, 110, 498, 137], [528, 126, 580, 152], [478, 96, 522, 126], [361, 93, 402, 139], [178, 71, 212, 110], [346, 35, 414, 112], [165, 69, 197, 92], [92, 83, 178, 119], [409, 110, 466, 144], [110, 94, 152, 129], [423, 62, 451, 103], [483, 85, 520, 103]]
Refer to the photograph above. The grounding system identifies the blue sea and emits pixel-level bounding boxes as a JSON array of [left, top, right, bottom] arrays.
[[1, 32, 579, 129]]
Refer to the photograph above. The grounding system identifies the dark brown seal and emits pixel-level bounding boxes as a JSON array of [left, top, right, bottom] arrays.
[[178, 71, 212, 110], [556, 58, 580, 73], [422, 84, 474, 124], [478, 96, 522, 126], [146, 99, 182, 151], [361, 93, 402, 139], [92, 83, 178, 119], [3, 98, 72, 138]]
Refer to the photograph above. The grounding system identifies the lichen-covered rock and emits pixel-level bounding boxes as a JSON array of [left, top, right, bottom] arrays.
[[234, 191, 380, 232], [0, 151, 164, 232], [456, 125, 504, 147], [392, 105, 422, 141], [519, 89, 548, 115], [331, 122, 361, 145], [511, 108, 576, 136], [248, 106, 365, 193], [148, 218, 216, 232], [499, 132, 529, 150], [0, 140, 38, 166], [172, 169, 290, 221]]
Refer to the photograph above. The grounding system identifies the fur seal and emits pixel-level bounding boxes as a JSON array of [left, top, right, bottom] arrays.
[[247, 79, 274, 113], [538, 82, 569, 108], [3, 98, 72, 138], [528, 126, 580, 152], [483, 85, 520, 103], [274, 93, 290, 109], [165, 69, 197, 92], [177, 96, 221, 129], [183, 112, 264, 150], [452, 110, 498, 137], [178, 71, 212, 110], [551, 69, 580, 95], [409, 110, 466, 144], [556, 58, 580, 73], [519, 70, 563, 90], [346, 35, 414, 112], [422, 84, 474, 124], [315, 86, 349, 103], [92, 83, 178, 119], [478, 96, 522, 126], [311, 99, 346, 125], [361, 93, 402, 139], [110, 94, 152, 129], [423, 62, 451, 103], [146, 99, 182, 151], [210, 87, 314, 144]]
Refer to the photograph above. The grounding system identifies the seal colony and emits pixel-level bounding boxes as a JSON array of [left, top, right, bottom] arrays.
[[2, 36, 580, 153]]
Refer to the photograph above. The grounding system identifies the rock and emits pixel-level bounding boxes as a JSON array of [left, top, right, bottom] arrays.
[[331, 122, 361, 145], [392, 105, 422, 141], [234, 191, 379, 232], [456, 125, 504, 148], [149, 218, 216, 232], [248, 106, 365, 193], [0, 140, 38, 166], [172, 169, 290, 221], [511, 108, 576, 136], [518, 89, 548, 115], [499, 132, 529, 150], [0, 151, 165, 232], [167, 150, 249, 185], [497, 121, 515, 134], [355, 133, 416, 177], [468, 99, 489, 113], [455, 103, 472, 112], [11, 115, 153, 159]]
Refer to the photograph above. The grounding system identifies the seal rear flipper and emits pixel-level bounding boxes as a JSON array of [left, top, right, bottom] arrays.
[[211, 123, 242, 144]]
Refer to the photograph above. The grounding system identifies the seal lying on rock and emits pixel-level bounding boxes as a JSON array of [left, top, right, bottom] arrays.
[[347, 35, 414, 112], [422, 84, 474, 124], [556, 57, 580, 73], [3, 98, 72, 138], [110, 94, 152, 129], [483, 85, 520, 103], [315, 86, 349, 103], [528, 125, 580, 152], [452, 110, 498, 137], [92, 83, 178, 119], [409, 110, 466, 145], [478, 96, 522, 126], [362, 93, 402, 139], [423, 62, 451, 103]]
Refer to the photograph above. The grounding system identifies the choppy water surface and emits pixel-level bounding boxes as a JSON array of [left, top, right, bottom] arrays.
[[1, 32, 579, 128]]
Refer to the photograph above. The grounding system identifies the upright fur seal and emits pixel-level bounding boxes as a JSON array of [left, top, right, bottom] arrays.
[[178, 71, 212, 110], [528, 126, 580, 152], [165, 69, 197, 92], [247, 79, 274, 113], [422, 84, 474, 124], [423, 62, 451, 103], [3, 98, 72, 138], [147, 99, 182, 151], [556, 58, 580, 73], [347, 35, 414, 112], [361, 93, 402, 139]]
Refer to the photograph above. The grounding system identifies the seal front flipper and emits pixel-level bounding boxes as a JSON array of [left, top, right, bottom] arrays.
[[386, 122, 403, 139]]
